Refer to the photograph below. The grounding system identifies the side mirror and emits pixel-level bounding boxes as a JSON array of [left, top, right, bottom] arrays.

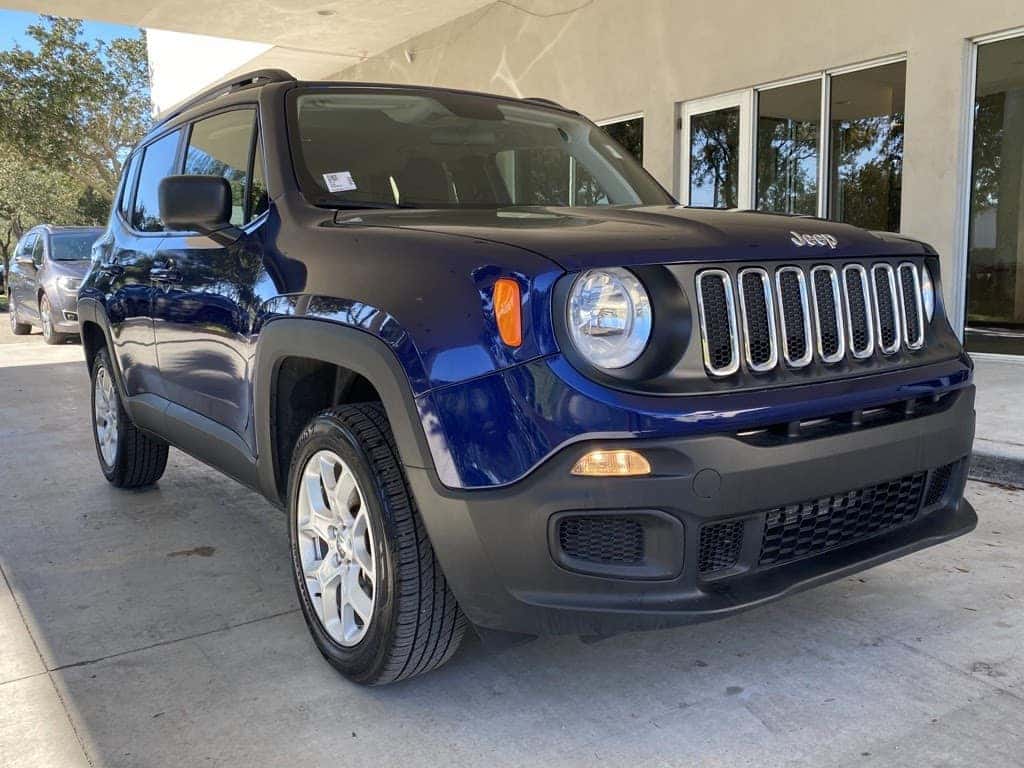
[[15, 255, 34, 267], [159, 175, 233, 234]]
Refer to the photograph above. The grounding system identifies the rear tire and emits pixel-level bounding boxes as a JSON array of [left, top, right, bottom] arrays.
[[8, 294, 31, 335], [90, 347, 169, 488], [288, 403, 467, 685], [40, 295, 68, 345]]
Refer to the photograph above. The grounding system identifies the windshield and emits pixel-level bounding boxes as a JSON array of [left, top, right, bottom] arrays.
[[50, 232, 99, 260], [289, 89, 673, 209]]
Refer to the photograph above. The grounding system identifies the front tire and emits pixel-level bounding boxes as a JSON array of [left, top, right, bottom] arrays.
[[8, 294, 31, 335], [288, 403, 466, 685], [40, 295, 68, 345], [90, 347, 169, 488]]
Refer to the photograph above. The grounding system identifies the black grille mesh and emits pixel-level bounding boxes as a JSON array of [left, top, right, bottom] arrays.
[[759, 472, 926, 567], [900, 265, 922, 346], [700, 275, 735, 371], [845, 270, 871, 354], [874, 268, 898, 350], [698, 519, 744, 574], [741, 272, 773, 366], [924, 461, 958, 507], [813, 270, 841, 358], [558, 516, 644, 565], [778, 271, 808, 362]]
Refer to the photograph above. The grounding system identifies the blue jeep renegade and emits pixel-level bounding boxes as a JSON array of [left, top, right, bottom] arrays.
[[79, 70, 976, 684]]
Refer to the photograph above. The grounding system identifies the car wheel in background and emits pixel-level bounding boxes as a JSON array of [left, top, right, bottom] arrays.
[[40, 295, 69, 345], [8, 294, 31, 335], [90, 347, 169, 488], [287, 403, 467, 685]]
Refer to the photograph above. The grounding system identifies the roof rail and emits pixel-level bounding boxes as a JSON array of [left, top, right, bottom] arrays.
[[522, 96, 567, 110], [155, 68, 296, 125]]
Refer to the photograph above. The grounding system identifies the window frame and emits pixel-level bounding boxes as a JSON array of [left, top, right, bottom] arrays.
[[677, 54, 907, 220]]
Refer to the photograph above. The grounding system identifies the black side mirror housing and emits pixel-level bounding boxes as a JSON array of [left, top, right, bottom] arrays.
[[159, 175, 233, 234]]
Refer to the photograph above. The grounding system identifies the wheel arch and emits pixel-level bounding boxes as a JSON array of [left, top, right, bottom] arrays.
[[253, 317, 436, 506], [77, 297, 129, 399]]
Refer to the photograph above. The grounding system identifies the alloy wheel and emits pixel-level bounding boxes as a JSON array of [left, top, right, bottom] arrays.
[[93, 366, 119, 466], [41, 297, 53, 341], [296, 450, 377, 647], [8, 297, 17, 331]]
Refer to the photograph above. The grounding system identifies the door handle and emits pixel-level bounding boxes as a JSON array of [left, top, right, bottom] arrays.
[[151, 259, 180, 283]]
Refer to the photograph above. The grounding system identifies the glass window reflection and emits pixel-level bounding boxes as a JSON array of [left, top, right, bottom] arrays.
[[757, 80, 820, 215]]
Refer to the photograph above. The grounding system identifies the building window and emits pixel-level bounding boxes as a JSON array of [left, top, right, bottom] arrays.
[[681, 58, 907, 232], [965, 35, 1024, 355], [599, 114, 644, 164], [756, 79, 820, 215], [828, 62, 905, 231]]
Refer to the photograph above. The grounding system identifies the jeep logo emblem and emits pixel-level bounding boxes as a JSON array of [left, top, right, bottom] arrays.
[[791, 231, 839, 249]]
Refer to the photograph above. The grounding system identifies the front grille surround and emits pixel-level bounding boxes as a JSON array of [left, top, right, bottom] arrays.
[[871, 263, 902, 355], [898, 262, 925, 350], [736, 268, 779, 372], [842, 264, 875, 359], [695, 269, 740, 377], [775, 266, 814, 368], [810, 265, 847, 364]]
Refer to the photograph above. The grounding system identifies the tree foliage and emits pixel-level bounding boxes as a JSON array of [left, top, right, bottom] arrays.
[[0, 15, 149, 269]]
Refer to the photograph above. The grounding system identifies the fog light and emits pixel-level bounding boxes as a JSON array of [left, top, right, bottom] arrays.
[[571, 449, 651, 477]]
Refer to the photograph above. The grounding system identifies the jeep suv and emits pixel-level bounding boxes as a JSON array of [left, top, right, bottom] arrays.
[[79, 70, 976, 685]]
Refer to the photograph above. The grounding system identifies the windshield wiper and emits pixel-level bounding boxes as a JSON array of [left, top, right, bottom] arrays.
[[314, 198, 419, 210]]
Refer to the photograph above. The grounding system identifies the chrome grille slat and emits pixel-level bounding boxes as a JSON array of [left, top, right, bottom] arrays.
[[842, 264, 875, 359], [871, 263, 902, 355], [695, 269, 740, 377], [737, 268, 778, 372], [898, 262, 925, 350], [810, 265, 846, 364], [775, 266, 813, 368]]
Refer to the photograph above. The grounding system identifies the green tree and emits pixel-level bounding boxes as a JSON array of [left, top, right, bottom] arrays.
[[0, 15, 149, 273]]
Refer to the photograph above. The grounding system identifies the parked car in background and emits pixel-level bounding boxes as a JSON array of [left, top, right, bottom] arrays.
[[79, 70, 975, 685], [7, 225, 102, 343]]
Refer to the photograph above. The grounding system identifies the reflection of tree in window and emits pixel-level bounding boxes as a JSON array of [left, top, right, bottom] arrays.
[[828, 62, 906, 232], [601, 117, 643, 163], [690, 108, 739, 208], [756, 81, 819, 215]]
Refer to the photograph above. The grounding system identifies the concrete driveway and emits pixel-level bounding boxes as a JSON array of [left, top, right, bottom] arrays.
[[1, 313, 1022, 768]]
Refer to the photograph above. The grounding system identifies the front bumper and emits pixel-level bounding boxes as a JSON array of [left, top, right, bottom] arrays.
[[409, 385, 976, 636]]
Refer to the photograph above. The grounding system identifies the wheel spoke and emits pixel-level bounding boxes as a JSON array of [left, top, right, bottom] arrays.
[[343, 566, 374, 622], [351, 512, 375, 577]]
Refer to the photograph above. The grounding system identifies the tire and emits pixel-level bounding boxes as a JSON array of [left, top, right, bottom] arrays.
[[90, 347, 169, 488], [40, 295, 68, 345], [8, 294, 31, 335], [288, 403, 467, 685]]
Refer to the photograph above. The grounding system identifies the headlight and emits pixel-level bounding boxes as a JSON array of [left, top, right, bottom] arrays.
[[58, 276, 82, 292], [567, 268, 652, 369], [920, 265, 935, 323]]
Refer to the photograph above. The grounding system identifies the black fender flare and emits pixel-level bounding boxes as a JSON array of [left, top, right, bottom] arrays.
[[76, 297, 130, 400], [252, 316, 437, 504]]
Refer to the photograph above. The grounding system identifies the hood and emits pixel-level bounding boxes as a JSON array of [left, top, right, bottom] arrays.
[[47, 259, 91, 279], [334, 206, 931, 272]]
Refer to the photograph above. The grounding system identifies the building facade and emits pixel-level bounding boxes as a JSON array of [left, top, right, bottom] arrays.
[[324, 0, 1024, 358]]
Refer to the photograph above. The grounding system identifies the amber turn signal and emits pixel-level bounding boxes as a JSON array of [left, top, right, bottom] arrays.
[[494, 278, 522, 348], [571, 449, 651, 477]]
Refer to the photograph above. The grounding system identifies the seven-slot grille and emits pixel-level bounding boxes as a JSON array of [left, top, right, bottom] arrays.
[[696, 261, 926, 376]]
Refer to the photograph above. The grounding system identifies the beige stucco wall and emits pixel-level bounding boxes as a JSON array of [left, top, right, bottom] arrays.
[[335, 0, 1024, 318]]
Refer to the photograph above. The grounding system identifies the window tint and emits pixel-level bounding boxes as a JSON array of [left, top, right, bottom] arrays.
[[133, 130, 182, 232], [18, 234, 36, 256], [31, 236, 44, 264], [184, 109, 256, 226], [249, 129, 269, 220], [119, 153, 141, 219]]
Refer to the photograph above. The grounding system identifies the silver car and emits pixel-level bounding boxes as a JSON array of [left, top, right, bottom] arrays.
[[7, 225, 102, 344]]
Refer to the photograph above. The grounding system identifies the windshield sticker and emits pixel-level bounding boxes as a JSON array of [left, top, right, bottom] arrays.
[[323, 171, 357, 193]]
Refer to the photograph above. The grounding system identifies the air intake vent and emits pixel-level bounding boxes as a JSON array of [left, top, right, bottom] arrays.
[[775, 267, 813, 367], [871, 263, 902, 354], [898, 263, 925, 350], [810, 265, 846, 364], [696, 269, 740, 376], [737, 268, 778, 372], [698, 519, 745, 574], [558, 516, 644, 565], [842, 264, 874, 359], [924, 460, 959, 507]]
